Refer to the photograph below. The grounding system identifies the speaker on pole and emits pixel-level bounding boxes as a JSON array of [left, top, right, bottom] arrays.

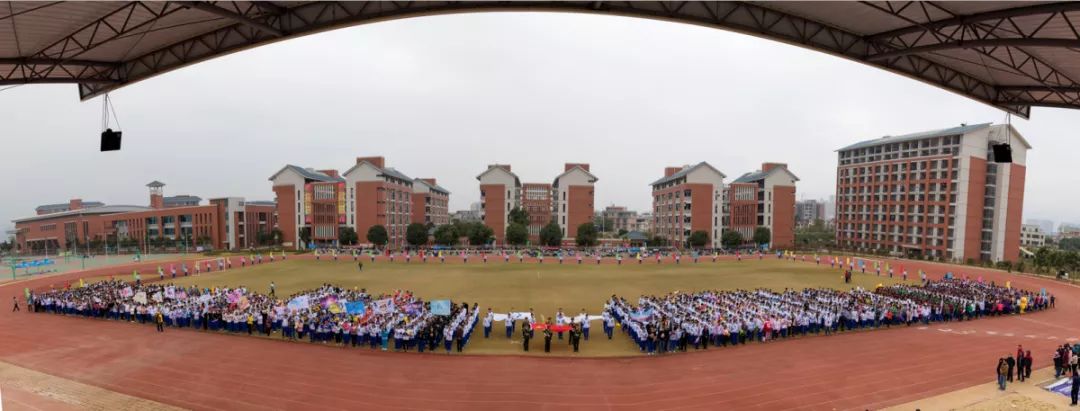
[[101, 128, 122, 152], [991, 143, 1012, 163]]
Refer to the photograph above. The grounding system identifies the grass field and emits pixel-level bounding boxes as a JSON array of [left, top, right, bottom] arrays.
[[125, 258, 912, 357]]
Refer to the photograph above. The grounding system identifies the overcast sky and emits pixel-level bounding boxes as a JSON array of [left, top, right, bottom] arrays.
[[2, 12, 1078, 232]]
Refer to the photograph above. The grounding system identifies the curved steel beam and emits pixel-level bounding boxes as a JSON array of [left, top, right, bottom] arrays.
[[74, 1, 1023, 117], [867, 38, 1080, 61], [867, 2, 1080, 40]]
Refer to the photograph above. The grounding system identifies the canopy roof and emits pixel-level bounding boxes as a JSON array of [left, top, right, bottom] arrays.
[[4, 1, 1080, 117]]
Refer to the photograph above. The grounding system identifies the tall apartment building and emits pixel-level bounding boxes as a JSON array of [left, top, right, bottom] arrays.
[[601, 206, 638, 233], [411, 178, 450, 226], [650, 162, 725, 248], [270, 165, 345, 249], [477, 164, 521, 245], [835, 123, 1030, 262], [521, 182, 553, 241], [343, 157, 414, 249], [796, 199, 826, 226], [727, 163, 799, 247], [553, 164, 597, 239]]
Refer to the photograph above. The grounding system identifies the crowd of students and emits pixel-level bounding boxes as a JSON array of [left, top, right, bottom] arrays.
[[26, 281, 480, 354], [605, 279, 1050, 355]]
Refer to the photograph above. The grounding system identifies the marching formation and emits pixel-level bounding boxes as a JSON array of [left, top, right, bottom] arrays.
[[605, 279, 1051, 355], [27, 280, 481, 354]]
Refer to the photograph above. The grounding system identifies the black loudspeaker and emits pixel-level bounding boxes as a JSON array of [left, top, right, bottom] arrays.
[[991, 143, 1012, 163], [101, 129, 122, 151]]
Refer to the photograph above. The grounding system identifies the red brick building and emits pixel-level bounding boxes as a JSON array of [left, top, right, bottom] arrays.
[[728, 163, 799, 248], [411, 178, 450, 226], [269, 165, 345, 249], [553, 163, 597, 241], [343, 156, 414, 249], [835, 123, 1030, 262], [651, 162, 726, 248], [521, 182, 553, 242], [477, 164, 520, 245], [13, 182, 273, 252]]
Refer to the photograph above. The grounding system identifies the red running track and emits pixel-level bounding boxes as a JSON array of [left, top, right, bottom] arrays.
[[0, 256, 1076, 410]]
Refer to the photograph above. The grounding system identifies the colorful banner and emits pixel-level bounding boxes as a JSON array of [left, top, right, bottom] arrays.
[[532, 323, 573, 332], [152, 292, 163, 303], [345, 301, 366, 315], [328, 301, 344, 314], [287, 296, 310, 311], [121, 287, 133, 298], [133, 291, 147, 304], [372, 298, 395, 315], [226, 290, 242, 304], [164, 286, 176, 299], [430, 299, 451, 316]]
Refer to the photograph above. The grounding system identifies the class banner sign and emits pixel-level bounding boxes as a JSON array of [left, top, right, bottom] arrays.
[[345, 301, 366, 315], [430, 299, 451, 316], [372, 298, 395, 315]]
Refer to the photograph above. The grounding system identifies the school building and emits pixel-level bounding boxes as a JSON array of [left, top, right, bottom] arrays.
[[271, 156, 449, 249], [477, 163, 596, 245], [834, 123, 1030, 262], [12, 181, 274, 253], [651, 162, 798, 249]]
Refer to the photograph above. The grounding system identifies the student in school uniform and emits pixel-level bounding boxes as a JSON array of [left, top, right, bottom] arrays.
[[555, 309, 566, 340], [579, 309, 591, 340], [604, 312, 615, 339], [505, 310, 515, 339], [483, 308, 493, 338]]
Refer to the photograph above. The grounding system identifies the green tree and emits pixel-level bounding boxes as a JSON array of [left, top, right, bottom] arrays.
[[299, 227, 312, 246], [339, 226, 359, 246], [688, 230, 709, 248], [365, 225, 388, 247], [575, 222, 598, 247], [469, 224, 494, 246], [433, 224, 459, 246], [269, 228, 284, 246], [1058, 237, 1080, 251], [505, 223, 529, 246], [617, 229, 628, 237], [540, 221, 563, 247], [406, 223, 429, 247], [649, 235, 668, 247], [721, 230, 744, 250], [753, 227, 772, 246], [508, 207, 529, 226]]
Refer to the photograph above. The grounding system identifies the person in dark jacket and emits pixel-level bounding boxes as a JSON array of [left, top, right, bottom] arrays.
[[997, 358, 1009, 391], [1024, 350, 1033, 379]]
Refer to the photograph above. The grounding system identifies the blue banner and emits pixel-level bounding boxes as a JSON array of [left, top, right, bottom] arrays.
[[430, 299, 451, 316], [345, 301, 366, 315]]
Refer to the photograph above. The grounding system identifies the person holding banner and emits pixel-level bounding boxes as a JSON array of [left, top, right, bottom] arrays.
[[483, 308, 493, 338], [579, 309, 591, 340], [505, 308, 515, 339]]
